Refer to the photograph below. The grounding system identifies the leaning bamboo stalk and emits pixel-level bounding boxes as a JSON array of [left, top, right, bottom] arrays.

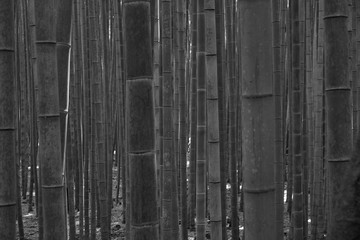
[[56, 0, 72, 164], [55, 0, 73, 233]]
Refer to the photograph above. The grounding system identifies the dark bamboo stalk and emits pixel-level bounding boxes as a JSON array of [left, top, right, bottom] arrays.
[[324, 0, 352, 239], [34, 0, 67, 238], [239, 0, 276, 239], [123, 1, 160, 239]]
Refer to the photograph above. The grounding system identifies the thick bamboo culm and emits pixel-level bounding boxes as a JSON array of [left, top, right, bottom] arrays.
[[324, 1, 352, 239], [123, 1, 160, 239], [0, 1, 16, 239], [35, 0, 67, 239], [240, 0, 276, 239]]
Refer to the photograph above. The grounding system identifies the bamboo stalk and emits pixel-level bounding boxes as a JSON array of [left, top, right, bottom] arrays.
[[0, 3, 17, 238], [239, 0, 276, 239], [123, 1, 160, 239]]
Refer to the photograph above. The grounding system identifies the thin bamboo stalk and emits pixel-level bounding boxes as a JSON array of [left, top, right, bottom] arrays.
[[204, 1, 223, 239], [188, 0, 197, 231], [161, 0, 176, 239], [195, 0, 207, 239], [178, 0, 188, 239], [290, 0, 305, 238], [214, 1, 227, 238], [272, 0, 284, 238]]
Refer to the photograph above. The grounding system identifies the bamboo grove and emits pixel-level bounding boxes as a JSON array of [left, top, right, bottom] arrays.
[[2, 0, 360, 240]]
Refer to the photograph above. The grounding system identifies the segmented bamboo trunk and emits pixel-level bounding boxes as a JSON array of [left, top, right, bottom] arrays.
[[123, 1, 160, 239], [204, 1, 223, 239], [178, 0, 188, 239], [98, 3, 114, 233], [196, 0, 207, 239], [68, 44, 77, 240], [357, 0, 360, 136], [285, 0, 293, 218], [74, 0, 85, 237], [310, 3, 320, 239], [304, 0, 314, 237], [35, 0, 67, 238], [239, 0, 276, 239], [225, 1, 238, 238], [28, 0, 44, 237], [15, 7, 26, 230], [56, 0, 72, 234], [351, 0, 357, 143], [114, 0, 123, 207], [88, 10, 97, 236], [324, 1, 352, 239], [214, 1, 227, 238], [89, 0, 110, 238], [15, 15, 26, 233], [17, 0, 30, 202], [118, 1, 128, 228], [171, 2, 180, 235], [26, 0, 39, 216], [153, 0, 161, 229], [300, 0, 312, 238], [81, 0, 91, 237], [188, 0, 197, 230], [290, 0, 304, 238], [272, 0, 284, 238], [0, 1, 16, 239], [318, 1, 327, 237], [160, 0, 177, 239]]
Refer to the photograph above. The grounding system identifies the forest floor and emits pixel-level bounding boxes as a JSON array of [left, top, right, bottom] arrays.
[[17, 167, 291, 240]]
